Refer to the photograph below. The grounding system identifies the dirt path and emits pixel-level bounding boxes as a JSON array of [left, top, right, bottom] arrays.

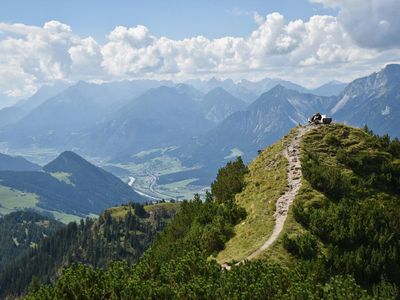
[[213, 126, 314, 271], [244, 126, 312, 260]]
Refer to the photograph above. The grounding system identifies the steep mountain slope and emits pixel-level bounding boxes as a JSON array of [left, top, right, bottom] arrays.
[[85, 86, 214, 159], [0, 82, 70, 129], [27, 125, 400, 299], [0, 82, 123, 148], [218, 126, 312, 264], [0, 106, 26, 128], [0, 151, 145, 218], [310, 80, 347, 96], [199, 87, 246, 123], [332, 64, 400, 137], [0, 202, 179, 299], [0, 80, 173, 149], [17, 81, 71, 113], [171, 85, 336, 184], [0, 211, 64, 271], [220, 124, 400, 291], [0, 153, 41, 171]]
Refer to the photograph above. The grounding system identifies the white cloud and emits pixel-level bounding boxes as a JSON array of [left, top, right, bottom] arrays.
[[310, 0, 400, 48], [0, 8, 400, 102]]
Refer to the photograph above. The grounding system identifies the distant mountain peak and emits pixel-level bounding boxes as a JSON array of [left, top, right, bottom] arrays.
[[43, 151, 94, 173], [58, 150, 84, 161], [266, 84, 292, 95], [383, 63, 400, 73], [206, 86, 231, 95]]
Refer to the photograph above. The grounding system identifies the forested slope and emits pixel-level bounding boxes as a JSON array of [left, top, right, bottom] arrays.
[[25, 124, 400, 299], [0, 202, 178, 299], [0, 211, 63, 270]]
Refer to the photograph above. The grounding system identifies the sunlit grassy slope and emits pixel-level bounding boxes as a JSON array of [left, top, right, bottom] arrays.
[[108, 202, 180, 219], [0, 186, 38, 215], [217, 128, 299, 263], [49, 172, 74, 186], [220, 123, 399, 266], [0, 185, 82, 223]]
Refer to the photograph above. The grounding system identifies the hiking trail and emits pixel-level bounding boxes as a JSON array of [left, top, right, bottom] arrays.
[[223, 126, 312, 269]]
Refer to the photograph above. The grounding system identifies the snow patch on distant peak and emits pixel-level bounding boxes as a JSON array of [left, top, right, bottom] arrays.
[[224, 148, 244, 160], [288, 116, 299, 125], [331, 94, 350, 114], [381, 105, 390, 116]]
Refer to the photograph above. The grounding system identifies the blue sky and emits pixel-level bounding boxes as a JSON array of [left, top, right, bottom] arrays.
[[0, 0, 336, 42], [0, 0, 399, 105]]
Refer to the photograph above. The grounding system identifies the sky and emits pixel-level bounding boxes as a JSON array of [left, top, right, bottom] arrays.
[[0, 0, 399, 105]]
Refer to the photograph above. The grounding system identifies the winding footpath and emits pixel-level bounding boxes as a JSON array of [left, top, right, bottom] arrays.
[[246, 126, 312, 260], [223, 126, 312, 269]]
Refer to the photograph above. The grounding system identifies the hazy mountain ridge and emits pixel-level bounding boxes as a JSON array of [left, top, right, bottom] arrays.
[[0, 82, 70, 129], [310, 80, 347, 96], [199, 87, 246, 123], [0, 152, 41, 171], [0, 65, 398, 192], [82, 86, 214, 160]]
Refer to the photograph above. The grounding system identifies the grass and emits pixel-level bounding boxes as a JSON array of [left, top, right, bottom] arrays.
[[111, 155, 190, 177], [107, 205, 135, 219], [258, 180, 326, 265], [107, 202, 180, 220], [47, 211, 82, 224], [49, 172, 74, 186], [217, 128, 299, 263], [0, 185, 81, 223], [108, 154, 205, 200], [145, 202, 180, 214], [257, 124, 382, 265], [0, 185, 39, 215], [156, 178, 200, 199]]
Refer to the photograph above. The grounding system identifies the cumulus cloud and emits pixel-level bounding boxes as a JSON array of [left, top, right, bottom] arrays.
[[0, 8, 399, 102], [310, 0, 400, 48]]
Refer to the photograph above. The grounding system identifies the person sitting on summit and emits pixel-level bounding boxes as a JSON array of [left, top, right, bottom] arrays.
[[311, 112, 322, 123]]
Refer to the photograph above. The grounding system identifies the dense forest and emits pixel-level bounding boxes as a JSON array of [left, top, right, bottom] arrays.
[[0, 211, 63, 270], [19, 125, 400, 299], [0, 202, 178, 299], [291, 124, 400, 293]]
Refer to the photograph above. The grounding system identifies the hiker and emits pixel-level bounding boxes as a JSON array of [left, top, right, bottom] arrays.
[[310, 112, 322, 124], [313, 112, 322, 122], [308, 112, 332, 125]]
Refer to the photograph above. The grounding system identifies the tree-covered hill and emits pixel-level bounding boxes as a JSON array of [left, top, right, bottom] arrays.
[[0, 202, 179, 299], [25, 124, 400, 299], [0, 151, 145, 219], [0, 211, 63, 271]]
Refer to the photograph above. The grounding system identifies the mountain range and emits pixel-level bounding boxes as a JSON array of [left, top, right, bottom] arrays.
[[332, 64, 400, 137], [166, 65, 400, 184], [0, 64, 398, 189]]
